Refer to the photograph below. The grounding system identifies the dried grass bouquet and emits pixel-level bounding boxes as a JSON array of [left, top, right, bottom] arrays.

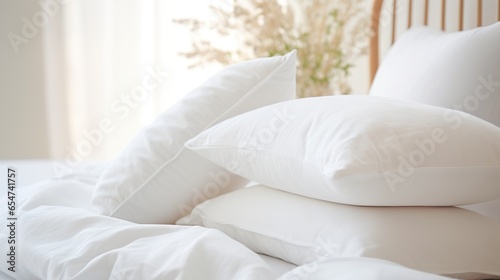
[[175, 0, 370, 97]]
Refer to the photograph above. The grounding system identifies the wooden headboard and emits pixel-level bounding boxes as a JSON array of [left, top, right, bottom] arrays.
[[369, 0, 500, 84]]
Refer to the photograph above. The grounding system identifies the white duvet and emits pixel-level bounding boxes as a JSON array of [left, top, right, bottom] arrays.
[[0, 165, 277, 280], [0, 163, 460, 280]]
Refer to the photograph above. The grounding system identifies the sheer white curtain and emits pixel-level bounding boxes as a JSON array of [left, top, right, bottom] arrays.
[[43, 0, 220, 171]]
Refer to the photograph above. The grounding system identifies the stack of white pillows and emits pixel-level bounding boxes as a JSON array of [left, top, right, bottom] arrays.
[[92, 22, 500, 280]]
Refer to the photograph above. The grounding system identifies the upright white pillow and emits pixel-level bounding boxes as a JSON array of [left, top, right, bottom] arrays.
[[92, 51, 296, 224], [370, 23, 500, 127]]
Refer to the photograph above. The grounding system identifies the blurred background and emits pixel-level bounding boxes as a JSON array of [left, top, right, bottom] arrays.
[[1, 0, 498, 167], [1, 0, 227, 162]]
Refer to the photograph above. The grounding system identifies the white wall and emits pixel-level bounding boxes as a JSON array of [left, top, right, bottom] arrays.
[[0, 0, 51, 159]]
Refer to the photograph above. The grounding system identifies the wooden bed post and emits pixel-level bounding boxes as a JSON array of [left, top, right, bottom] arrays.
[[441, 0, 446, 30], [478, 0, 483, 26], [369, 0, 384, 84]]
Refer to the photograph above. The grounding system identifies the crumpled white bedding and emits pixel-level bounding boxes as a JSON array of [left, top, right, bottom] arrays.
[[0, 165, 279, 280], [0, 162, 473, 280]]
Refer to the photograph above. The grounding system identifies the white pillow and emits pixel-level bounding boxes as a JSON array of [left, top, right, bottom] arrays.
[[91, 51, 296, 224], [370, 23, 500, 127], [177, 185, 500, 279], [279, 258, 458, 280], [185, 95, 500, 206]]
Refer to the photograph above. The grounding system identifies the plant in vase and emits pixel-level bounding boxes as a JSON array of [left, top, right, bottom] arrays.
[[175, 0, 370, 97]]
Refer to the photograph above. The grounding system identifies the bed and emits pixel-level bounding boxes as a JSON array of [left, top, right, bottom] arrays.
[[1, 0, 500, 279]]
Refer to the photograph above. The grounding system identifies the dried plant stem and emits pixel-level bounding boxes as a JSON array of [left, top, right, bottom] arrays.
[[174, 0, 370, 98]]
